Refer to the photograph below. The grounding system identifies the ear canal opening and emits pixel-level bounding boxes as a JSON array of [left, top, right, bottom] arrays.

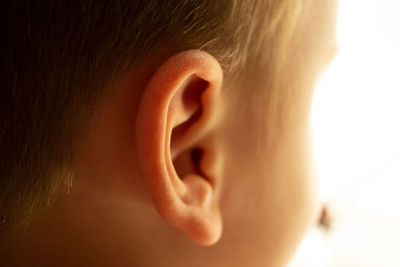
[[191, 148, 205, 177], [191, 148, 202, 164], [172, 148, 206, 180]]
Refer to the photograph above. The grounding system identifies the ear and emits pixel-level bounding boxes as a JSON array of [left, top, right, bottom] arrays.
[[135, 50, 223, 245]]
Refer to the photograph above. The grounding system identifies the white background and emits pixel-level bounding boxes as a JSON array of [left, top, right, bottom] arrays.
[[291, 0, 400, 266]]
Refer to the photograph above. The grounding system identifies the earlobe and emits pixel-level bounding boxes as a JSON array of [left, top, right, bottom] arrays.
[[135, 50, 223, 245]]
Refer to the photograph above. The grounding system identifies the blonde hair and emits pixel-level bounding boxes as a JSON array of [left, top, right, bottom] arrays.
[[0, 0, 336, 231]]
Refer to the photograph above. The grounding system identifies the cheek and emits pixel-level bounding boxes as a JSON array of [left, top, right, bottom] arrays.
[[218, 109, 318, 266]]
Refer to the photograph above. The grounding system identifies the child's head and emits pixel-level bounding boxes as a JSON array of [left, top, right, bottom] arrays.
[[1, 0, 337, 266]]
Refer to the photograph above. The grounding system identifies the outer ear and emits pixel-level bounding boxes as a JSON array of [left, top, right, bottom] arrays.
[[135, 50, 223, 245]]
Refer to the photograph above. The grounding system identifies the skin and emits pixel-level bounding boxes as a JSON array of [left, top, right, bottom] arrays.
[[1, 3, 337, 264], [1, 50, 319, 267]]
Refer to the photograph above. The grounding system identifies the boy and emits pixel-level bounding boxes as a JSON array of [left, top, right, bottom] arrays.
[[0, 0, 337, 266]]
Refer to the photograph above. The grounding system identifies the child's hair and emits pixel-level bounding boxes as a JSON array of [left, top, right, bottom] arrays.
[[0, 0, 332, 231]]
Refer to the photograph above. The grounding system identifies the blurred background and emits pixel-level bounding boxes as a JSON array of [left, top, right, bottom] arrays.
[[290, 0, 400, 266]]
